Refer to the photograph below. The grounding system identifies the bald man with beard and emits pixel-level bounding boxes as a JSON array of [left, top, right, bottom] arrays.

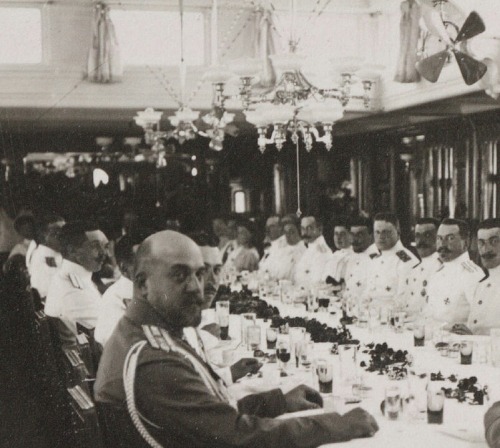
[[94, 230, 378, 448]]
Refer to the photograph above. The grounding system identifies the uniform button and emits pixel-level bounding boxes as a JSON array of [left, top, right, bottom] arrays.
[[474, 320, 478, 324], [478, 300, 483, 305], [411, 292, 414, 296], [487, 284, 492, 288]]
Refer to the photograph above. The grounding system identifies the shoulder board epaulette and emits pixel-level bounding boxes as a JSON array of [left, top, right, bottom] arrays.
[[369, 252, 380, 259], [68, 273, 84, 290], [45, 256, 57, 268], [142, 325, 172, 352], [461, 260, 481, 273], [396, 250, 412, 262]]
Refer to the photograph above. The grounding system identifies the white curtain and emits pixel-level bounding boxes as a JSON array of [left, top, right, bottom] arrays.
[[394, 0, 421, 83], [87, 3, 123, 83]]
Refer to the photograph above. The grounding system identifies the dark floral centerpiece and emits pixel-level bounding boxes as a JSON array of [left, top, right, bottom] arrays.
[[429, 372, 488, 405], [360, 342, 412, 379]]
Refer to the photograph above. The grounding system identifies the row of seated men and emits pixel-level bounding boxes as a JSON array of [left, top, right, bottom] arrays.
[[18, 211, 500, 446]]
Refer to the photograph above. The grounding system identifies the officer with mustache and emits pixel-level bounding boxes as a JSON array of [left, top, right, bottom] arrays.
[[45, 221, 108, 347], [424, 218, 485, 326], [402, 218, 441, 318], [451, 218, 500, 335]]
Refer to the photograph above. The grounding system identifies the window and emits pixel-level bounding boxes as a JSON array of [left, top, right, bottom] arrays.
[[0, 8, 42, 64], [110, 10, 205, 66], [234, 191, 247, 214]]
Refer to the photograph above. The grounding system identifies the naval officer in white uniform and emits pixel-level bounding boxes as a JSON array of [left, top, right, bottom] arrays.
[[451, 218, 500, 335], [403, 218, 441, 318], [365, 213, 419, 307], [425, 218, 485, 326], [293, 215, 333, 287]]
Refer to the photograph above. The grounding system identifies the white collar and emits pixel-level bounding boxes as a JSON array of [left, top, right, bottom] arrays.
[[442, 251, 470, 266], [380, 240, 405, 255]]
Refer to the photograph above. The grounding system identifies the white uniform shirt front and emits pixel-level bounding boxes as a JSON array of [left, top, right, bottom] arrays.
[[403, 251, 441, 317], [468, 265, 500, 335], [365, 240, 419, 305], [29, 244, 63, 298], [260, 241, 306, 282], [25, 239, 37, 269], [322, 247, 353, 282], [343, 243, 379, 301], [259, 235, 287, 274], [425, 252, 485, 325], [293, 235, 333, 287], [94, 275, 133, 346], [45, 259, 101, 335]]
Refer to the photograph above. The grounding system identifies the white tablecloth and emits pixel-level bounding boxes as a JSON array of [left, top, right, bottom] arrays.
[[221, 296, 500, 447]]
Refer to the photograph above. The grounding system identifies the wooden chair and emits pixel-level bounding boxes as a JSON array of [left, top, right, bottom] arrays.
[[63, 348, 93, 397], [67, 385, 105, 448], [76, 320, 103, 374]]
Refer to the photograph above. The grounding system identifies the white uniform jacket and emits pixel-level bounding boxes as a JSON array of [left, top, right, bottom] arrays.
[[94, 275, 133, 346], [365, 240, 419, 305], [403, 251, 441, 318], [425, 252, 485, 325], [293, 235, 333, 287], [468, 265, 500, 335], [45, 259, 101, 335], [342, 243, 379, 301], [260, 241, 306, 282], [29, 244, 63, 298]]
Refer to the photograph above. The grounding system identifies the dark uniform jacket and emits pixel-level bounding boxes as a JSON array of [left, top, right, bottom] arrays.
[[94, 300, 360, 448]]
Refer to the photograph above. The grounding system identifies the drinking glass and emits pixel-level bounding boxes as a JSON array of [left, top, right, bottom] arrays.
[[491, 329, 500, 367], [394, 311, 406, 333], [385, 384, 401, 421], [279, 280, 293, 305], [427, 381, 445, 424], [289, 327, 306, 368], [316, 358, 333, 393], [413, 322, 425, 347], [298, 340, 314, 371], [460, 340, 473, 365], [266, 327, 278, 350], [215, 301, 230, 340], [368, 305, 380, 331], [240, 313, 256, 346], [246, 324, 261, 351], [276, 338, 291, 373], [339, 344, 358, 384], [308, 287, 319, 313]]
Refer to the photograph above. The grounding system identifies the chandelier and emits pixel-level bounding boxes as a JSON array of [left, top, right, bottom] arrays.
[[202, 0, 381, 153]]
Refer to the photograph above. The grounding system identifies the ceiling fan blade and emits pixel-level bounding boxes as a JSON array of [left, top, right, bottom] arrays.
[[453, 50, 488, 85], [415, 50, 449, 83], [454, 11, 485, 43]]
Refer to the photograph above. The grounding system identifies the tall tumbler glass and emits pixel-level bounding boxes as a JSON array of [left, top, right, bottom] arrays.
[[216, 301, 230, 340]]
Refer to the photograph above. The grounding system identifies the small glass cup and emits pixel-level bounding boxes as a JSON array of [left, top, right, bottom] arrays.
[[413, 323, 425, 347], [394, 311, 406, 333], [276, 339, 291, 374], [298, 340, 314, 371], [266, 327, 278, 350], [316, 358, 333, 393], [385, 384, 401, 421], [279, 280, 293, 304], [246, 324, 261, 351], [427, 381, 445, 424], [460, 340, 473, 365], [339, 344, 358, 384], [216, 301, 230, 340], [491, 329, 500, 367], [368, 305, 380, 330], [240, 313, 256, 345]]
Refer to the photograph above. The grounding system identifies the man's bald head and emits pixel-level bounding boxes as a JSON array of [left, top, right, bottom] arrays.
[[135, 230, 203, 274], [133, 231, 205, 332]]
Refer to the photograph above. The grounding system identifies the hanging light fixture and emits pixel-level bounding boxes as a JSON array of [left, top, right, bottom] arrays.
[[134, 0, 200, 152], [203, 0, 382, 153]]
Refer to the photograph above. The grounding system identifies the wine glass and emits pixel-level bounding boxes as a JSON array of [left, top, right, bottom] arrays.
[[276, 338, 291, 374]]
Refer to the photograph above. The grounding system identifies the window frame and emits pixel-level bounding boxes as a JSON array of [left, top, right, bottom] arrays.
[[0, 3, 49, 69], [108, 3, 209, 70]]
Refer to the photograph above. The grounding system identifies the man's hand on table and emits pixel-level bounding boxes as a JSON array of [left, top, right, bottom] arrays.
[[342, 408, 379, 438], [230, 358, 262, 382], [284, 385, 323, 412], [450, 323, 473, 335]]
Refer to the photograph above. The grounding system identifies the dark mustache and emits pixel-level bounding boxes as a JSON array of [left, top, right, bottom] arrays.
[[438, 247, 450, 253], [182, 294, 204, 306], [416, 243, 430, 249], [481, 253, 496, 260]]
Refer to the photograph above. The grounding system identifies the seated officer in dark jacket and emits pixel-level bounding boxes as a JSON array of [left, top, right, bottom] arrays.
[[94, 230, 378, 448]]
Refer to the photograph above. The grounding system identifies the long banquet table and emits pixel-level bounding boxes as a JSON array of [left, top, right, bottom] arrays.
[[211, 294, 500, 448]]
